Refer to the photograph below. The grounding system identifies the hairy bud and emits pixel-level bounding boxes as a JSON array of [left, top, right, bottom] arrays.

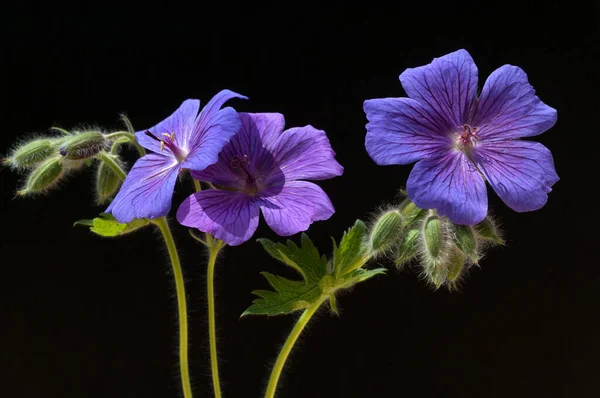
[[418, 211, 453, 289], [369, 209, 404, 255], [18, 156, 64, 195], [4, 139, 57, 169], [59, 131, 106, 160], [95, 155, 122, 204], [453, 224, 479, 263]]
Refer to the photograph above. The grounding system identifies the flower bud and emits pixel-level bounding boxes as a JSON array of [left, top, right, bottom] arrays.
[[398, 198, 425, 227], [394, 227, 419, 267], [369, 209, 404, 254], [453, 224, 479, 263], [446, 248, 466, 290], [4, 139, 57, 169], [419, 211, 453, 289], [18, 156, 64, 195], [59, 131, 106, 160], [474, 216, 504, 245], [95, 156, 122, 204]]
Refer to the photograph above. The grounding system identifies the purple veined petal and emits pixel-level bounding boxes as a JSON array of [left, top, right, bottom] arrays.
[[364, 97, 453, 165], [135, 99, 200, 153], [259, 181, 335, 236], [472, 65, 557, 141], [176, 189, 259, 246], [407, 151, 488, 225], [474, 140, 559, 213], [400, 49, 478, 130], [191, 113, 283, 189], [106, 153, 180, 222], [184, 90, 247, 170], [269, 125, 343, 181]]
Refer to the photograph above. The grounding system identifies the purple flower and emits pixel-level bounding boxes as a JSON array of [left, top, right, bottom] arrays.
[[364, 49, 559, 225], [176, 112, 343, 246], [107, 90, 247, 222]]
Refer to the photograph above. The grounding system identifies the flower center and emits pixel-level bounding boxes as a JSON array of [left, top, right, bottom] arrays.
[[230, 154, 259, 196], [144, 131, 188, 162], [455, 124, 479, 153]]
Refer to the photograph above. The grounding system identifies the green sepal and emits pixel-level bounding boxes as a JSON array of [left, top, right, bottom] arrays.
[[74, 213, 150, 237]]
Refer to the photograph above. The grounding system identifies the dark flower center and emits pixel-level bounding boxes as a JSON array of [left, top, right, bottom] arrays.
[[144, 131, 188, 162], [230, 154, 259, 196], [455, 124, 479, 153]]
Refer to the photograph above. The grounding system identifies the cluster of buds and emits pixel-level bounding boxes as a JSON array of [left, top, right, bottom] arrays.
[[367, 196, 503, 290], [3, 126, 131, 203]]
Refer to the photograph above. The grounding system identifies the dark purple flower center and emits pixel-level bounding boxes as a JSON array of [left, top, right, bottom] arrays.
[[455, 124, 479, 153], [145, 131, 188, 162], [230, 154, 260, 196]]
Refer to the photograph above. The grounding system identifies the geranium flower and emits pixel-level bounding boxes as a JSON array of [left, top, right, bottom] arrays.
[[364, 49, 559, 224], [177, 112, 343, 245], [107, 90, 246, 222]]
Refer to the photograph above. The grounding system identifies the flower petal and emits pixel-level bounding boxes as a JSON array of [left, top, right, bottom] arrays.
[[474, 140, 559, 212], [259, 181, 335, 236], [407, 151, 487, 225], [364, 97, 452, 165], [176, 190, 259, 246], [191, 113, 283, 189], [270, 125, 343, 180], [134, 99, 200, 153], [400, 49, 478, 130], [106, 153, 180, 222], [185, 90, 247, 171], [472, 65, 557, 140]]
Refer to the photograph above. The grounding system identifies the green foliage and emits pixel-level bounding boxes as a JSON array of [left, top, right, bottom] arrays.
[[243, 220, 385, 317], [74, 213, 149, 237]]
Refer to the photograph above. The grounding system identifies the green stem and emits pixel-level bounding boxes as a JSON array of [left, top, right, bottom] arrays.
[[105, 131, 145, 157], [154, 217, 193, 398], [207, 239, 224, 397], [98, 151, 127, 181], [264, 296, 328, 398]]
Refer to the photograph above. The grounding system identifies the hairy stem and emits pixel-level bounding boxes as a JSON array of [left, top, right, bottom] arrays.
[[207, 238, 224, 397], [105, 131, 145, 157], [265, 296, 328, 398], [154, 217, 193, 398]]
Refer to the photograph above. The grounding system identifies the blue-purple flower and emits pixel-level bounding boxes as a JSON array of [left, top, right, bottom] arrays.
[[176, 112, 343, 246], [364, 49, 559, 225], [107, 90, 246, 222]]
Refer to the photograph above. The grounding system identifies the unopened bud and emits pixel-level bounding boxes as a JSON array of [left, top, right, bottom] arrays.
[[4, 139, 57, 168], [453, 224, 479, 263], [394, 228, 419, 267], [18, 156, 64, 195], [59, 131, 106, 160], [369, 209, 403, 254], [398, 199, 425, 227], [419, 212, 453, 289], [474, 216, 504, 245], [446, 248, 466, 290], [95, 156, 122, 204]]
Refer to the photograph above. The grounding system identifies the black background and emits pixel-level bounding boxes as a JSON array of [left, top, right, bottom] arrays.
[[2, 1, 598, 397]]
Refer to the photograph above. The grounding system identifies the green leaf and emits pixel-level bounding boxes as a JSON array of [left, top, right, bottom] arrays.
[[74, 213, 150, 237], [333, 219, 368, 277], [244, 220, 386, 317], [243, 272, 323, 316], [257, 233, 327, 283]]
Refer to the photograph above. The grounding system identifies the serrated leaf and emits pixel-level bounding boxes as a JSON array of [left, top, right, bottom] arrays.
[[75, 213, 149, 237], [245, 221, 384, 317], [333, 219, 368, 277], [242, 272, 322, 316], [257, 233, 327, 283]]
